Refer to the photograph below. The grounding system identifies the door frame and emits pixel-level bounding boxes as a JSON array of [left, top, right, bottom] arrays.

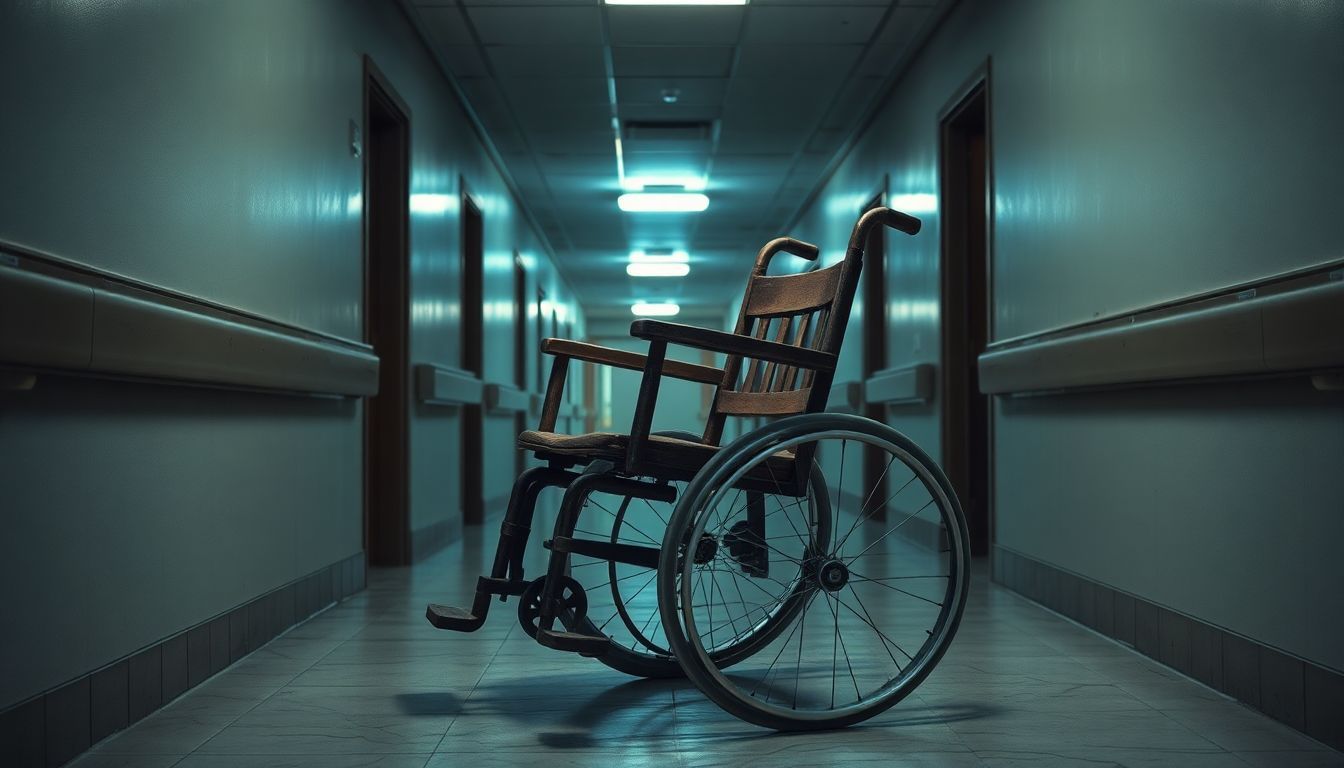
[[362, 56, 413, 566], [460, 179, 485, 525], [937, 59, 995, 557]]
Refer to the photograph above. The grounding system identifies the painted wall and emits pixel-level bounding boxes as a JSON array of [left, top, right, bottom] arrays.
[[791, 0, 1344, 670], [0, 0, 580, 710], [586, 317, 718, 440]]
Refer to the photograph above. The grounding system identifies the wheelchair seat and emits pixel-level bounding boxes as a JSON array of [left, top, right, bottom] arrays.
[[517, 428, 796, 478]]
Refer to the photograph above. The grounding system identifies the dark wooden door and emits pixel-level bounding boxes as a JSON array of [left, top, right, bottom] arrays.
[[940, 77, 992, 557], [461, 190, 485, 525], [364, 60, 412, 566]]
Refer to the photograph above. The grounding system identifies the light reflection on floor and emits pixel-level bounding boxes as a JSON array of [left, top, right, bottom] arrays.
[[72, 510, 1340, 768]]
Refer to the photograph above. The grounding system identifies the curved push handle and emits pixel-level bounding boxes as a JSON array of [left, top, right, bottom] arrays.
[[847, 206, 922, 252], [753, 236, 819, 275]]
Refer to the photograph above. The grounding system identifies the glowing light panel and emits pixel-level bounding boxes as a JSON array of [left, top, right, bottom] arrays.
[[607, 0, 746, 5], [629, 249, 689, 263], [626, 263, 690, 277], [617, 193, 709, 213], [631, 302, 681, 317]]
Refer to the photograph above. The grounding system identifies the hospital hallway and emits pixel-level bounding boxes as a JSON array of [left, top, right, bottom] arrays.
[[61, 530, 1339, 767], [2, 0, 1342, 766]]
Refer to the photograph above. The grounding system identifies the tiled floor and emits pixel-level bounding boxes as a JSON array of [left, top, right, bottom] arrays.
[[73, 522, 1342, 768]]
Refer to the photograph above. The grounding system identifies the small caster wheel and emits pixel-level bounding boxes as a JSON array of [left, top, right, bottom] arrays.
[[518, 576, 588, 638]]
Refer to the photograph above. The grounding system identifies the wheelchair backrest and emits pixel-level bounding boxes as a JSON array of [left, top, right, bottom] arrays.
[[702, 206, 920, 447]]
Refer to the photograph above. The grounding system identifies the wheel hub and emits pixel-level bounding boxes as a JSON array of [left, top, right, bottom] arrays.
[[693, 533, 719, 565], [817, 559, 849, 592]]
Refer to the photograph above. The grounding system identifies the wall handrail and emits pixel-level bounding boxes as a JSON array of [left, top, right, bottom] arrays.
[[484, 382, 530, 414], [1, 244, 379, 397], [865, 363, 934, 406], [415, 364, 482, 406], [979, 264, 1344, 396]]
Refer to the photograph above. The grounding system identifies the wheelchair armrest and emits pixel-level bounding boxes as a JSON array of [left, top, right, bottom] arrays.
[[629, 320, 837, 372], [536, 337, 725, 433], [541, 338, 724, 385]]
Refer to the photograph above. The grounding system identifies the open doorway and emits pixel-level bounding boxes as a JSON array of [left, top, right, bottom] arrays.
[[860, 191, 889, 519], [363, 59, 412, 566], [461, 186, 485, 525], [939, 70, 992, 557]]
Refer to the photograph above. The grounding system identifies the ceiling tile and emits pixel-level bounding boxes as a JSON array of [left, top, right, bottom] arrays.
[[716, 125, 810, 154], [733, 44, 862, 79], [855, 7, 928, 76], [607, 6, 745, 45], [817, 76, 886, 129], [496, 77, 610, 106], [611, 46, 734, 78], [720, 78, 834, 126], [618, 103, 721, 122], [485, 45, 606, 77], [439, 46, 492, 78], [744, 5, 889, 43], [465, 6, 603, 45], [488, 126, 531, 154], [712, 154, 793, 176], [615, 78, 727, 106], [529, 130, 614, 154], [538, 153, 615, 176], [510, 101, 611, 133], [417, 6, 476, 47], [456, 77, 508, 112]]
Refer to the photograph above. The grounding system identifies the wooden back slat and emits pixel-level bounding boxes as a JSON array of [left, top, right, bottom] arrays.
[[743, 264, 843, 318], [741, 316, 772, 393], [777, 312, 813, 391], [760, 316, 793, 393], [715, 387, 813, 416], [702, 222, 884, 445]]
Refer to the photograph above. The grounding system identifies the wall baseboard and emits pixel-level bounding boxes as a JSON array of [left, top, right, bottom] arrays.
[[411, 520, 455, 563], [993, 545, 1343, 752], [0, 552, 367, 767]]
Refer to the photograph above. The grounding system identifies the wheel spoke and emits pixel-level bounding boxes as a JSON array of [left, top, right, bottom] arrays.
[[848, 585, 913, 664], [836, 469, 919, 555], [671, 423, 966, 727], [843, 497, 937, 563]]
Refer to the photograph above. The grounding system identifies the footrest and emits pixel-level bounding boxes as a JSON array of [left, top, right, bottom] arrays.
[[426, 603, 485, 632], [536, 628, 610, 657]]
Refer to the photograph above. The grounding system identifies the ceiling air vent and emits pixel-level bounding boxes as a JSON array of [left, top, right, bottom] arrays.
[[622, 120, 714, 143]]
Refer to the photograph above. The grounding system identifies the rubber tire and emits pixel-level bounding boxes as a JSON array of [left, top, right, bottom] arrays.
[[656, 413, 970, 731]]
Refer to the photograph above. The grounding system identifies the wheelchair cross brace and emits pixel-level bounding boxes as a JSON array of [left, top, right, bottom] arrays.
[[426, 459, 675, 655]]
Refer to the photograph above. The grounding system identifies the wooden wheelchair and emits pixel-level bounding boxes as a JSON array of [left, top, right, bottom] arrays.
[[427, 207, 970, 731]]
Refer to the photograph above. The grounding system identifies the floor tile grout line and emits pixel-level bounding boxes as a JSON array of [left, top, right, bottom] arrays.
[[987, 581, 1344, 754], [431, 622, 517, 753], [170, 601, 377, 759]]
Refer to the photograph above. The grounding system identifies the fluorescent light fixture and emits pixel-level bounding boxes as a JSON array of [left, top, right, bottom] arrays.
[[631, 302, 681, 317], [624, 175, 707, 192], [627, 262, 690, 277], [629, 249, 689, 263], [889, 192, 939, 215], [617, 192, 709, 213], [408, 193, 452, 215], [608, 0, 745, 5]]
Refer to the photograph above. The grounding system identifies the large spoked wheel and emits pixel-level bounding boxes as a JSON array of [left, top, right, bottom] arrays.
[[657, 413, 970, 731], [566, 433, 833, 679]]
